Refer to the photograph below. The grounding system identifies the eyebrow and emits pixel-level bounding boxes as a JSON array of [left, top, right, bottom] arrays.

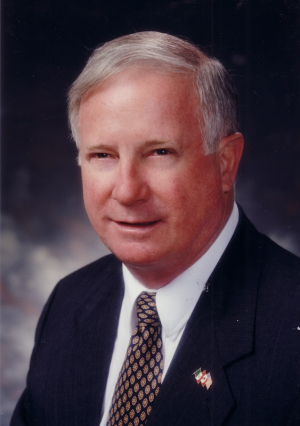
[[142, 140, 171, 147], [85, 140, 171, 151], [85, 144, 114, 152]]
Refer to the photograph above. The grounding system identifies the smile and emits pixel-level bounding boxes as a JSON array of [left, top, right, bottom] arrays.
[[117, 221, 159, 227]]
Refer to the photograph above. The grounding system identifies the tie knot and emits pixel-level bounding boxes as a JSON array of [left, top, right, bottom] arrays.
[[137, 292, 161, 327]]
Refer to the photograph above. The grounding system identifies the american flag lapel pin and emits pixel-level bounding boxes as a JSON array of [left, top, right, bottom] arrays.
[[193, 367, 213, 390]]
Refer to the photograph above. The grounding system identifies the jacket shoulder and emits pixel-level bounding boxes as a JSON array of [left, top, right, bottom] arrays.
[[34, 254, 123, 344], [57, 253, 122, 289], [254, 225, 300, 287], [237, 206, 300, 277], [262, 233, 300, 269]]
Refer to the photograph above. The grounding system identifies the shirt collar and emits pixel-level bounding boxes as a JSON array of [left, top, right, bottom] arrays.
[[122, 203, 239, 339]]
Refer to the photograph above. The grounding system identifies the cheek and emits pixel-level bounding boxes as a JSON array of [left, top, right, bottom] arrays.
[[81, 173, 107, 213], [182, 168, 223, 214], [156, 174, 189, 211]]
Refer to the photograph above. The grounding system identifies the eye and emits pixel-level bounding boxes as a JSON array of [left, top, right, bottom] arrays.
[[89, 152, 111, 160], [87, 152, 117, 164], [95, 153, 110, 158], [154, 148, 170, 156]]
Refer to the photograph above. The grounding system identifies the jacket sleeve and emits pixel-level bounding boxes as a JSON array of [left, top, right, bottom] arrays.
[[286, 393, 300, 426], [9, 282, 61, 426], [10, 390, 29, 426]]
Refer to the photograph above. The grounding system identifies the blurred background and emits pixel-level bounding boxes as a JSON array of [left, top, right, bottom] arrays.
[[1, 0, 300, 424]]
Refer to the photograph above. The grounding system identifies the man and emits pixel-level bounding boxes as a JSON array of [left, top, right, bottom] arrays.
[[11, 31, 300, 425]]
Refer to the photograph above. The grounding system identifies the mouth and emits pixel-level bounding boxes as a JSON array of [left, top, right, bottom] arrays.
[[116, 221, 159, 227]]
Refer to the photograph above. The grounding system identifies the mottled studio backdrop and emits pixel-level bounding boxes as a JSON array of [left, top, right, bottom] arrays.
[[1, 0, 300, 424]]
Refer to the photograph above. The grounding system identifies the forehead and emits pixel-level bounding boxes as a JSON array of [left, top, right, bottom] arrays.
[[81, 68, 198, 114], [78, 68, 201, 144]]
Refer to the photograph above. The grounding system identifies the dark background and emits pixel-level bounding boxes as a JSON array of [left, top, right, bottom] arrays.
[[1, 0, 300, 423]]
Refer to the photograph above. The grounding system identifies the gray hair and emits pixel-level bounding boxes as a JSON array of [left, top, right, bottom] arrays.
[[68, 31, 238, 154]]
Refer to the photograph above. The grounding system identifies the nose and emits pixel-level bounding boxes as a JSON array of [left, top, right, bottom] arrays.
[[112, 160, 150, 206]]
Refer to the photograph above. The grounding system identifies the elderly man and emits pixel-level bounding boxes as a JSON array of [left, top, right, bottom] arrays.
[[11, 32, 299, 426]]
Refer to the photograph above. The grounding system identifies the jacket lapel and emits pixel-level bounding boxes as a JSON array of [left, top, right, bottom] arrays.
[[148, 211, 264, 426], [211, 209, 264, 367], [148, 288, 235, 426], [41, 256, 124, 426], [71, 261, 124, 425]]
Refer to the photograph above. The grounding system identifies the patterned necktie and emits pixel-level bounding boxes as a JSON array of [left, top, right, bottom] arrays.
[[106, 292, 164, 426]]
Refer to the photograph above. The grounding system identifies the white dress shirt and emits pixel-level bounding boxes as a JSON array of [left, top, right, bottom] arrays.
[[100, 203, 239, 425]]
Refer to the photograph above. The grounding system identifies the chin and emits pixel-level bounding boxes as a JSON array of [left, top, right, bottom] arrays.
[[107, 244, 163, 269], [113, 252, 158, 268]]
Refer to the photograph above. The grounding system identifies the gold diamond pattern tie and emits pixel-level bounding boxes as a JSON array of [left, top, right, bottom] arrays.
[[106, 292, 164, 426]]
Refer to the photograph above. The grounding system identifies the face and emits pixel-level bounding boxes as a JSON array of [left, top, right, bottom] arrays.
[[78, 69, 240, 286]]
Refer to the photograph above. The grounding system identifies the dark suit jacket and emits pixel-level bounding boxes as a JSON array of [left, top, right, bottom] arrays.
[[11, 211, 300, 425]]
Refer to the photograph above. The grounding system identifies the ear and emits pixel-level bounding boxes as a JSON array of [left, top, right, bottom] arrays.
[[217, 132, 244, 194]]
